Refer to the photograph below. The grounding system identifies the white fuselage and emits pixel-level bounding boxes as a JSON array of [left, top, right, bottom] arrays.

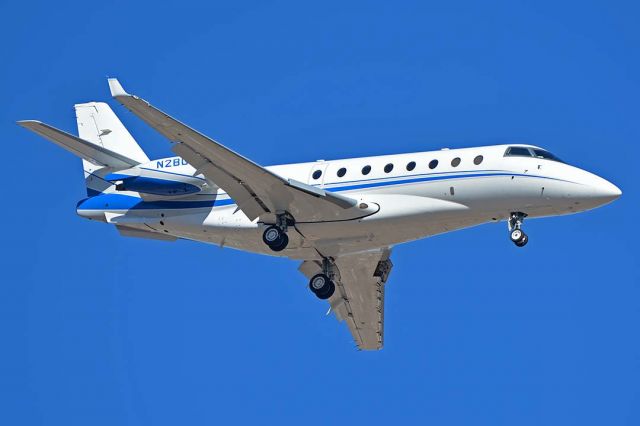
[[77, 144, 620, 260]]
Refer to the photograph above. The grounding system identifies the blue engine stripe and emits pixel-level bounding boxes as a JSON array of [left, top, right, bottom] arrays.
[[77, 194, 236, 211]]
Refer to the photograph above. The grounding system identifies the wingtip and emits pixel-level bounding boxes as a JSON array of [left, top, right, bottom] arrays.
[[16, 119, 41, 127], [107, 78, 129, 97]]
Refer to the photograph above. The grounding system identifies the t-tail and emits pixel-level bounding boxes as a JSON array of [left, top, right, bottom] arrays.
[[17, 102, 149, 196]]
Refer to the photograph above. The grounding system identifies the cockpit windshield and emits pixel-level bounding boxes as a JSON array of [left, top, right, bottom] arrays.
[[504, 146, 533, 157], [531, 148, 564, 163], [504, 146, 564, 163]]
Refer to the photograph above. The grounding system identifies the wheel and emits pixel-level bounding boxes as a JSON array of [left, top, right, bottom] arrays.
[[316, 281, 335, 300], [515, 234, 528, 247], [510, 228, 525, 243], [309, 273, 335, 299], [263, 226, 289, 251], [268, 233, 289, 252], [309, 273, 330, 293], [263, 225, 283, 246]]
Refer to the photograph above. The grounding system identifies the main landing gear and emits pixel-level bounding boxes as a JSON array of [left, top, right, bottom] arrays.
[[308, 258, 336, 300], [262, 213, 292, 252], [508, 212, 529, 247], [262, 225, 288, 251]]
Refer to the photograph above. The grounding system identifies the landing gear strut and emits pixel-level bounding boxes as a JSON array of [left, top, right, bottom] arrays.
[[309, 258, 336, 299], [262, 213, 292, 252], [508, 212, 528, 247]]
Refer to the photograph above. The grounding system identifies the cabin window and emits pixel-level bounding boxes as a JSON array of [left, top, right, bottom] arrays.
[[504, 146, 533, 157], [384, 163, 394, 173], [406, 161, 416, 171], [451, 157, 461, 167], [474, 155, 483, 165], [362, 165, 372, 175], [312, 170, 322, 180], [429, 159, 438, 169], [337, 167, 347, 177]]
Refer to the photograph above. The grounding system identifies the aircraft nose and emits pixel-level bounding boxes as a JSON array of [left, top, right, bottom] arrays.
[[591, 176, 622, 204]]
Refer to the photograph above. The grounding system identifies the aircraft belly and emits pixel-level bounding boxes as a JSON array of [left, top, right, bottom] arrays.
[[295, 194, 473, 252]]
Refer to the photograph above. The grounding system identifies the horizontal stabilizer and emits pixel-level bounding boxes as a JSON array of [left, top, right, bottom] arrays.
[[17, 120, 141, 169], [116, 225, 177, 241]]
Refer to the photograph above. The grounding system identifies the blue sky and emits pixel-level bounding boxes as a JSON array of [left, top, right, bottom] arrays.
[[1, 0, 638, 424]]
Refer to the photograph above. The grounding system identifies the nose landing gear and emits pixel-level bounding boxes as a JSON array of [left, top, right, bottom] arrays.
[[308, 258, 337, 299], [508, 212, 529, 247], [510, 229, 528, 247]]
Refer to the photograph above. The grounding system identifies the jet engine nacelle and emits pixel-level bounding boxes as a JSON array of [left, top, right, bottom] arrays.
[[105, 165, 209, 197]]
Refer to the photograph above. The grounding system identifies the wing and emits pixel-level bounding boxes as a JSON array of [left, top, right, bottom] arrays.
[[107, 79, 375, 223], [299, 249, 393, 350]]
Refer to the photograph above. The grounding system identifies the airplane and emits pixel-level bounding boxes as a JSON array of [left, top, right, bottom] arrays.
[[17, 78, 622, 350]]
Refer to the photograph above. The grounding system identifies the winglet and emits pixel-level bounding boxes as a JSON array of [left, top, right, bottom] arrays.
[[108, 78, 129, 97], [16, 119, 43, 128]]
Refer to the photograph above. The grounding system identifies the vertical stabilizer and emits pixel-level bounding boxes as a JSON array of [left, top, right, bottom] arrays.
[[75, 102, 149, 163], [74, 102, 149, 196]]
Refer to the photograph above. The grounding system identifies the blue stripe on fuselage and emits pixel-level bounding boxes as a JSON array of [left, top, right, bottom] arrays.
[[323, 171, 565, 192], [76, 171, 564, 211]]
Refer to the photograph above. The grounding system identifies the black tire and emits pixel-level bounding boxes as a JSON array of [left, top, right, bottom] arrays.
[[309, 273, 335, 299], [309, 273, 330, 293], [510, 228, 525, 243], [316, 281, 335, 299], [263, 225, 283, 246], [269, 233, 289, 252], [515, 234, 529, 247]]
